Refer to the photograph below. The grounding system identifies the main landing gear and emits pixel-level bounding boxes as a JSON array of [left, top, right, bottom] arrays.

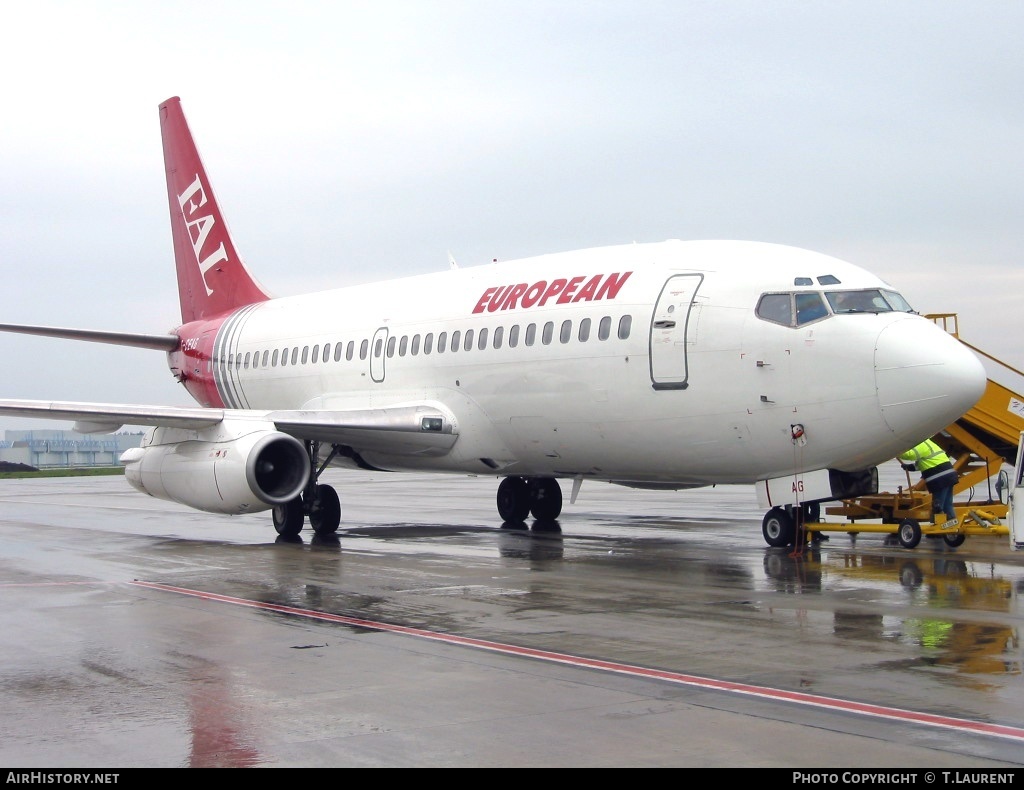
[[272, 441, 342, 538], [496, 476, 563, 522]]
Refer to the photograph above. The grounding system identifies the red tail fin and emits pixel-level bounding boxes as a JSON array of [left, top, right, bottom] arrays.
[[159, 97, 271, 323]]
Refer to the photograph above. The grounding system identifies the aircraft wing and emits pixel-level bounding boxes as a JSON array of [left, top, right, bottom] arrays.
[[0, 400, 457, 457], [269, 405, 458, 457], [0, 400, 223, 433]]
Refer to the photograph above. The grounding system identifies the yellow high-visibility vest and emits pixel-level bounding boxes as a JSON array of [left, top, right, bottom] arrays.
[[898, 439, 951, 472]]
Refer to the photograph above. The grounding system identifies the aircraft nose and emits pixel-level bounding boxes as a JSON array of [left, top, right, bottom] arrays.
[[874, 316, 987, 437]]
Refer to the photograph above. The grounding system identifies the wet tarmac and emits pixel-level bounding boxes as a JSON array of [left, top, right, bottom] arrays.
[[0, 469, 1022, 768]]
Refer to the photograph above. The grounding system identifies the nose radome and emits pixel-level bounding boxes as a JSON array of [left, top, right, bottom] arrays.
[[874, 317, 987, 438]]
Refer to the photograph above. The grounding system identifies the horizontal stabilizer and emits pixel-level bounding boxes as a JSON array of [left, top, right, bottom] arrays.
[[0, 323, 179, 351]]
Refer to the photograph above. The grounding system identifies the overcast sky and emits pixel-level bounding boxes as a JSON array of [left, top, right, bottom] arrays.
[[1, 0, 1022, 433]]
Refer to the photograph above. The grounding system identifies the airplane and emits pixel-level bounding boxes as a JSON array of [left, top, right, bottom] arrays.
[[0, 96, 988, 545]]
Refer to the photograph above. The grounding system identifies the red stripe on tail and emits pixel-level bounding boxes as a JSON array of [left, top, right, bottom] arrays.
[[159, 97, 271, 323]]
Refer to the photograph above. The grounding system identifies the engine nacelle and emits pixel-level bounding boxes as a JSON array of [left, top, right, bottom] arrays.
[[120, 424, 310, 515]]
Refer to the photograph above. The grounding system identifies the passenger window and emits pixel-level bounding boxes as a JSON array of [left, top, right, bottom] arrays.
[[542, 322, 554, 345], [359, 339, 368, 360], [424, 333, 434, 354], [387, 337, 396, 358], [463, 329, 473, 351], [373, 338, 382, 358], [618, 315, 631, 339], [323, 344, 330, 363], [578, 318, 591, 342], [301, 346, 309, 364], [262, 350, 269, 367], [598, 316, 611, 340], [509, 325, 520, 348], [399, 336, 408, 357], [438, 332, 448, 353], [560, 320, 572, 343], [478, 328, 488, 350], [281, 348, 289, 366], [243, 352, 250, 369], [411, 334, 420, 355], [272, 349, 279, 366], [334, 342, 344, 362], [291, 348, 299, 365], [346, 341, 355, 361], [451, 330, 461, 352], [493, 326, 504, 349], [311, 344, 319, 362], [525, 323, 536, 346]]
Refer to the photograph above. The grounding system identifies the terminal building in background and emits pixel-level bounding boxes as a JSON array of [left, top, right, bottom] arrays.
[[0, 429, 143, 469]]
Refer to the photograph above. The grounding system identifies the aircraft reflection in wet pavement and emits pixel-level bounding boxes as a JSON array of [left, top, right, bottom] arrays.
[[0, 96, 987, 542], [763, 547, 1021, 679]]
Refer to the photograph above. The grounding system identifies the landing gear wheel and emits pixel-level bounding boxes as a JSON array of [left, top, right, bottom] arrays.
[[762, 507, 795, 548], [897, 519, 922, 549], [943, 533, 966, 548], [497, 477, 531, 522], [309, 484, 341, 535], [273, 497, 305, 537], [529, 478, 563, 520]]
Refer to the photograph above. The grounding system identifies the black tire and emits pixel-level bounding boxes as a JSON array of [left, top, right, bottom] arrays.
[[943, 533, 966, 548], [309, 484, 341, 535], [762, 507, 795, 548], [897, 519, 922, 549], [529, 478, 563, 520], [273, 497, 305, 537], [497, 477, 530, 522]]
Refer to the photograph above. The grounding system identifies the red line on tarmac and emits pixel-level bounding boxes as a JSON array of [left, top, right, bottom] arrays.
[[130, 579, 1024, 743]]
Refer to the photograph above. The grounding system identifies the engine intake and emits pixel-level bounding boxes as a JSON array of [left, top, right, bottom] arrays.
[[121, 425, 310, 515]]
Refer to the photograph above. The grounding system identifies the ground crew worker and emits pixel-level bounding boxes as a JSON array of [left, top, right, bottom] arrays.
[[898, 438, 958, 524]]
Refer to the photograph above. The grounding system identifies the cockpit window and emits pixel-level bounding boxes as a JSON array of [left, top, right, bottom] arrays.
[[795, 292, 828, 324], [756, 292, 828, 326], [881, 289, 913, 312], [826, 289, 913, 314], [758, 287, 915, 328], [756, 293, 793, 326]]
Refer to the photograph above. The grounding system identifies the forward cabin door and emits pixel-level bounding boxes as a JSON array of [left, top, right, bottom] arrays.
[[370, 327, 388, 383], [649, 274, 702, 390]]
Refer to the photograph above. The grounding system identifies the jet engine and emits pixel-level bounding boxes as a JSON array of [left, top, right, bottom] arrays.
[[120, 423, 310, 515]]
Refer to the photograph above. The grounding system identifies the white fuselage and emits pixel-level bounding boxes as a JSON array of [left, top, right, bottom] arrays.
[[197, 239, 984, 486]]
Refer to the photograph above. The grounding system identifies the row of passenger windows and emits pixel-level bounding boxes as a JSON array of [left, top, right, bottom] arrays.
[[226, 315, 634, 370]]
